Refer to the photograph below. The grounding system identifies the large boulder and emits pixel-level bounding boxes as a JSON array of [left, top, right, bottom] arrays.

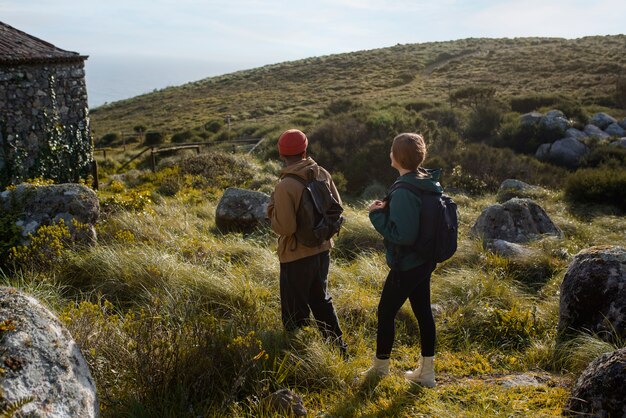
[[470, 198, 563, 243], [558, 246, 626, 341], [564, 348, 626, 417], [604, 122, 626, 137], [0, 287, 98, 417], [540, 110, 571, 132], [0, 183, 99, 244], [215, 187, 270, 233], [564, 128, 587, 140], [535, 137, 589, 168], [590, 112, 617, 130], [618, 118, 626, 130], [584, 124, 610, 139], [519, 111, 543, 126]]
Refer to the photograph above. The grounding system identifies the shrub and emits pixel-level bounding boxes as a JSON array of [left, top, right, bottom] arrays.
[[204, 119, 224, 133], [179, 152, 256, 190], [144, 131, 165, 146], [580, 144, 626, 168], [9, 220, 72, 271], [465, 104, 503, 141], [324, 99, 359, 116], [99, 132, 120, 146], [171, 130, 194, 143], [565, 167, 626, 211]]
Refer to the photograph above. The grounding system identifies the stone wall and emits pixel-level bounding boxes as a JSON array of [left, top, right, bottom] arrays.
[[0, 60, 92, 188]]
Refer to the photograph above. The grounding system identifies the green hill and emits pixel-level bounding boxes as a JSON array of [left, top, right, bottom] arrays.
[[90, 36, 626, 137]]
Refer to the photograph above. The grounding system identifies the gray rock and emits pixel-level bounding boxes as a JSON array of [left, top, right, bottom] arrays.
[[618, 118, 626, 130], [470, 198, 563, 243], [484, 239, 536, 258], [610, 138, 626, 148], [565, 348, 626, 417], [519, 111, 543, 126], [558, 246, 626, 342], [0, 287, 98, 417], [535, 137, 589, 168], [0, 183, 99, 244], [565, 128, 587, 140], [535, 143, 551, 160], [604, 122, 626, 137], [498, 373, 542, 388], [265, 389, 307, 417], [540, 110, 571, 132], [590, 112, 617, 130], [496, 179, 543, 203], [215, 187, 270, 233], [584, 124, 611, 139]]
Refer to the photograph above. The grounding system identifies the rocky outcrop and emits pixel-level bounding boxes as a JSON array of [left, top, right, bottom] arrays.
[[564, 348, 626, 417], [535, 137, 589, 168], [604, 122, 626, 137], [525, 111, 625, 168], [590, 112, 617, 130], [584, 124, 610, 139], [558, 246, 626, 342], [470, 198, 563, 244], [0, 287, 98, 417], [0, 183, 99, 244], [215, 187, 270, 233]]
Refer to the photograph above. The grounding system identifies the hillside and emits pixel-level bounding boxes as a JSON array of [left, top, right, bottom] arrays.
[[90, 36, 626, 137]]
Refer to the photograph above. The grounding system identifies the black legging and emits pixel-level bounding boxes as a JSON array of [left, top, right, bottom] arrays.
[[376, 260, 436, 359]]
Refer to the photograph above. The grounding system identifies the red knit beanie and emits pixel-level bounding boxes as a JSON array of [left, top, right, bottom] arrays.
[[278, 129, 308, 156]]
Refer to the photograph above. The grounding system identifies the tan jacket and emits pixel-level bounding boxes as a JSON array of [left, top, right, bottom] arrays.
[[267, 157, 342, 263]]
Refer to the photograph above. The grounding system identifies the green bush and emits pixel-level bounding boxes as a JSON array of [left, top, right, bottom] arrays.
[[99, 132, 120, 146], [465, 104, 503, 141], [171, 130, 194, 143], [204, 119, 224, 133], [179, 152, 256, 190], [565, 167, 626, 210], [144, 131, 165, 146], [580, 144, 626, 168]]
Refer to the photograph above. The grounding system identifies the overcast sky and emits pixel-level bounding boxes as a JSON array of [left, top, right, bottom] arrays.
[[2, 0, 625, 106]]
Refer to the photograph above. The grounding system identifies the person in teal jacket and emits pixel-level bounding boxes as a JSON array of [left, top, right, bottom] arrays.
[[362, 132, 443, 387]]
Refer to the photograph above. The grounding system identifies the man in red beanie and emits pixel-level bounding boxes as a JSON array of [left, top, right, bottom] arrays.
[[267, 128, 348, 356]]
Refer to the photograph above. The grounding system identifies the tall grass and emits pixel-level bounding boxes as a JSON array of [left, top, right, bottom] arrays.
[[3, 171, 626, 416]]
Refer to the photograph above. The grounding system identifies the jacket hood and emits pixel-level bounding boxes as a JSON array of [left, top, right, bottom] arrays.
[[280, 157, 321, 180], [394, 167, 444, 193]]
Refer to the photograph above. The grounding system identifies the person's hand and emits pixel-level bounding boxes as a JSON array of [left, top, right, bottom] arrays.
[[368, 200, 387, 212]]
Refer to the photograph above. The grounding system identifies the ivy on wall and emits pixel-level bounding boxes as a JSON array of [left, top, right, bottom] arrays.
[[0, 73, 93, 189]]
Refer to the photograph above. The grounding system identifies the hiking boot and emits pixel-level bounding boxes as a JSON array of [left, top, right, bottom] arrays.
[[360, 357, 390, 379], [405, 356, 435, 388]]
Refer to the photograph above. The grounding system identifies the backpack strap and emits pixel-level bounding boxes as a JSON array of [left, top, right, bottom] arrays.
[[387, 181, 442, 263], [283, 173, 307, 186]]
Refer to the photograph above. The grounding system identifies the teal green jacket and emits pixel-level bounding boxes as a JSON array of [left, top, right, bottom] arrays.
[[369, 169, 444, 271]]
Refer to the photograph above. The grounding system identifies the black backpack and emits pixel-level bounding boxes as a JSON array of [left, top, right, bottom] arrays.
[[284, 170, 345, 248], [389, 181, 458, 263]]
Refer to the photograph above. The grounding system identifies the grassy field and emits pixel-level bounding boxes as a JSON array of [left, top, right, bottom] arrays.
[[3, 149, 626, 417]]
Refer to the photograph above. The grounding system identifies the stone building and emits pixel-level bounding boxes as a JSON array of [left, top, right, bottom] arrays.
[[0, 21, 93, 188]]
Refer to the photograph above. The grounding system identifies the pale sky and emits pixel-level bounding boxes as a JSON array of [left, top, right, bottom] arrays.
[[2, 0, 625, 106]]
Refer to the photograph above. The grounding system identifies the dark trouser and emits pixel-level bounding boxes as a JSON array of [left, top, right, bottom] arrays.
[[280, 251, 346, 350], [376, 260, 436, 359]]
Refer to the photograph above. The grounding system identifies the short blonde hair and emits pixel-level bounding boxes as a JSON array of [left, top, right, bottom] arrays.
[[391, 133, 426, 171]]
